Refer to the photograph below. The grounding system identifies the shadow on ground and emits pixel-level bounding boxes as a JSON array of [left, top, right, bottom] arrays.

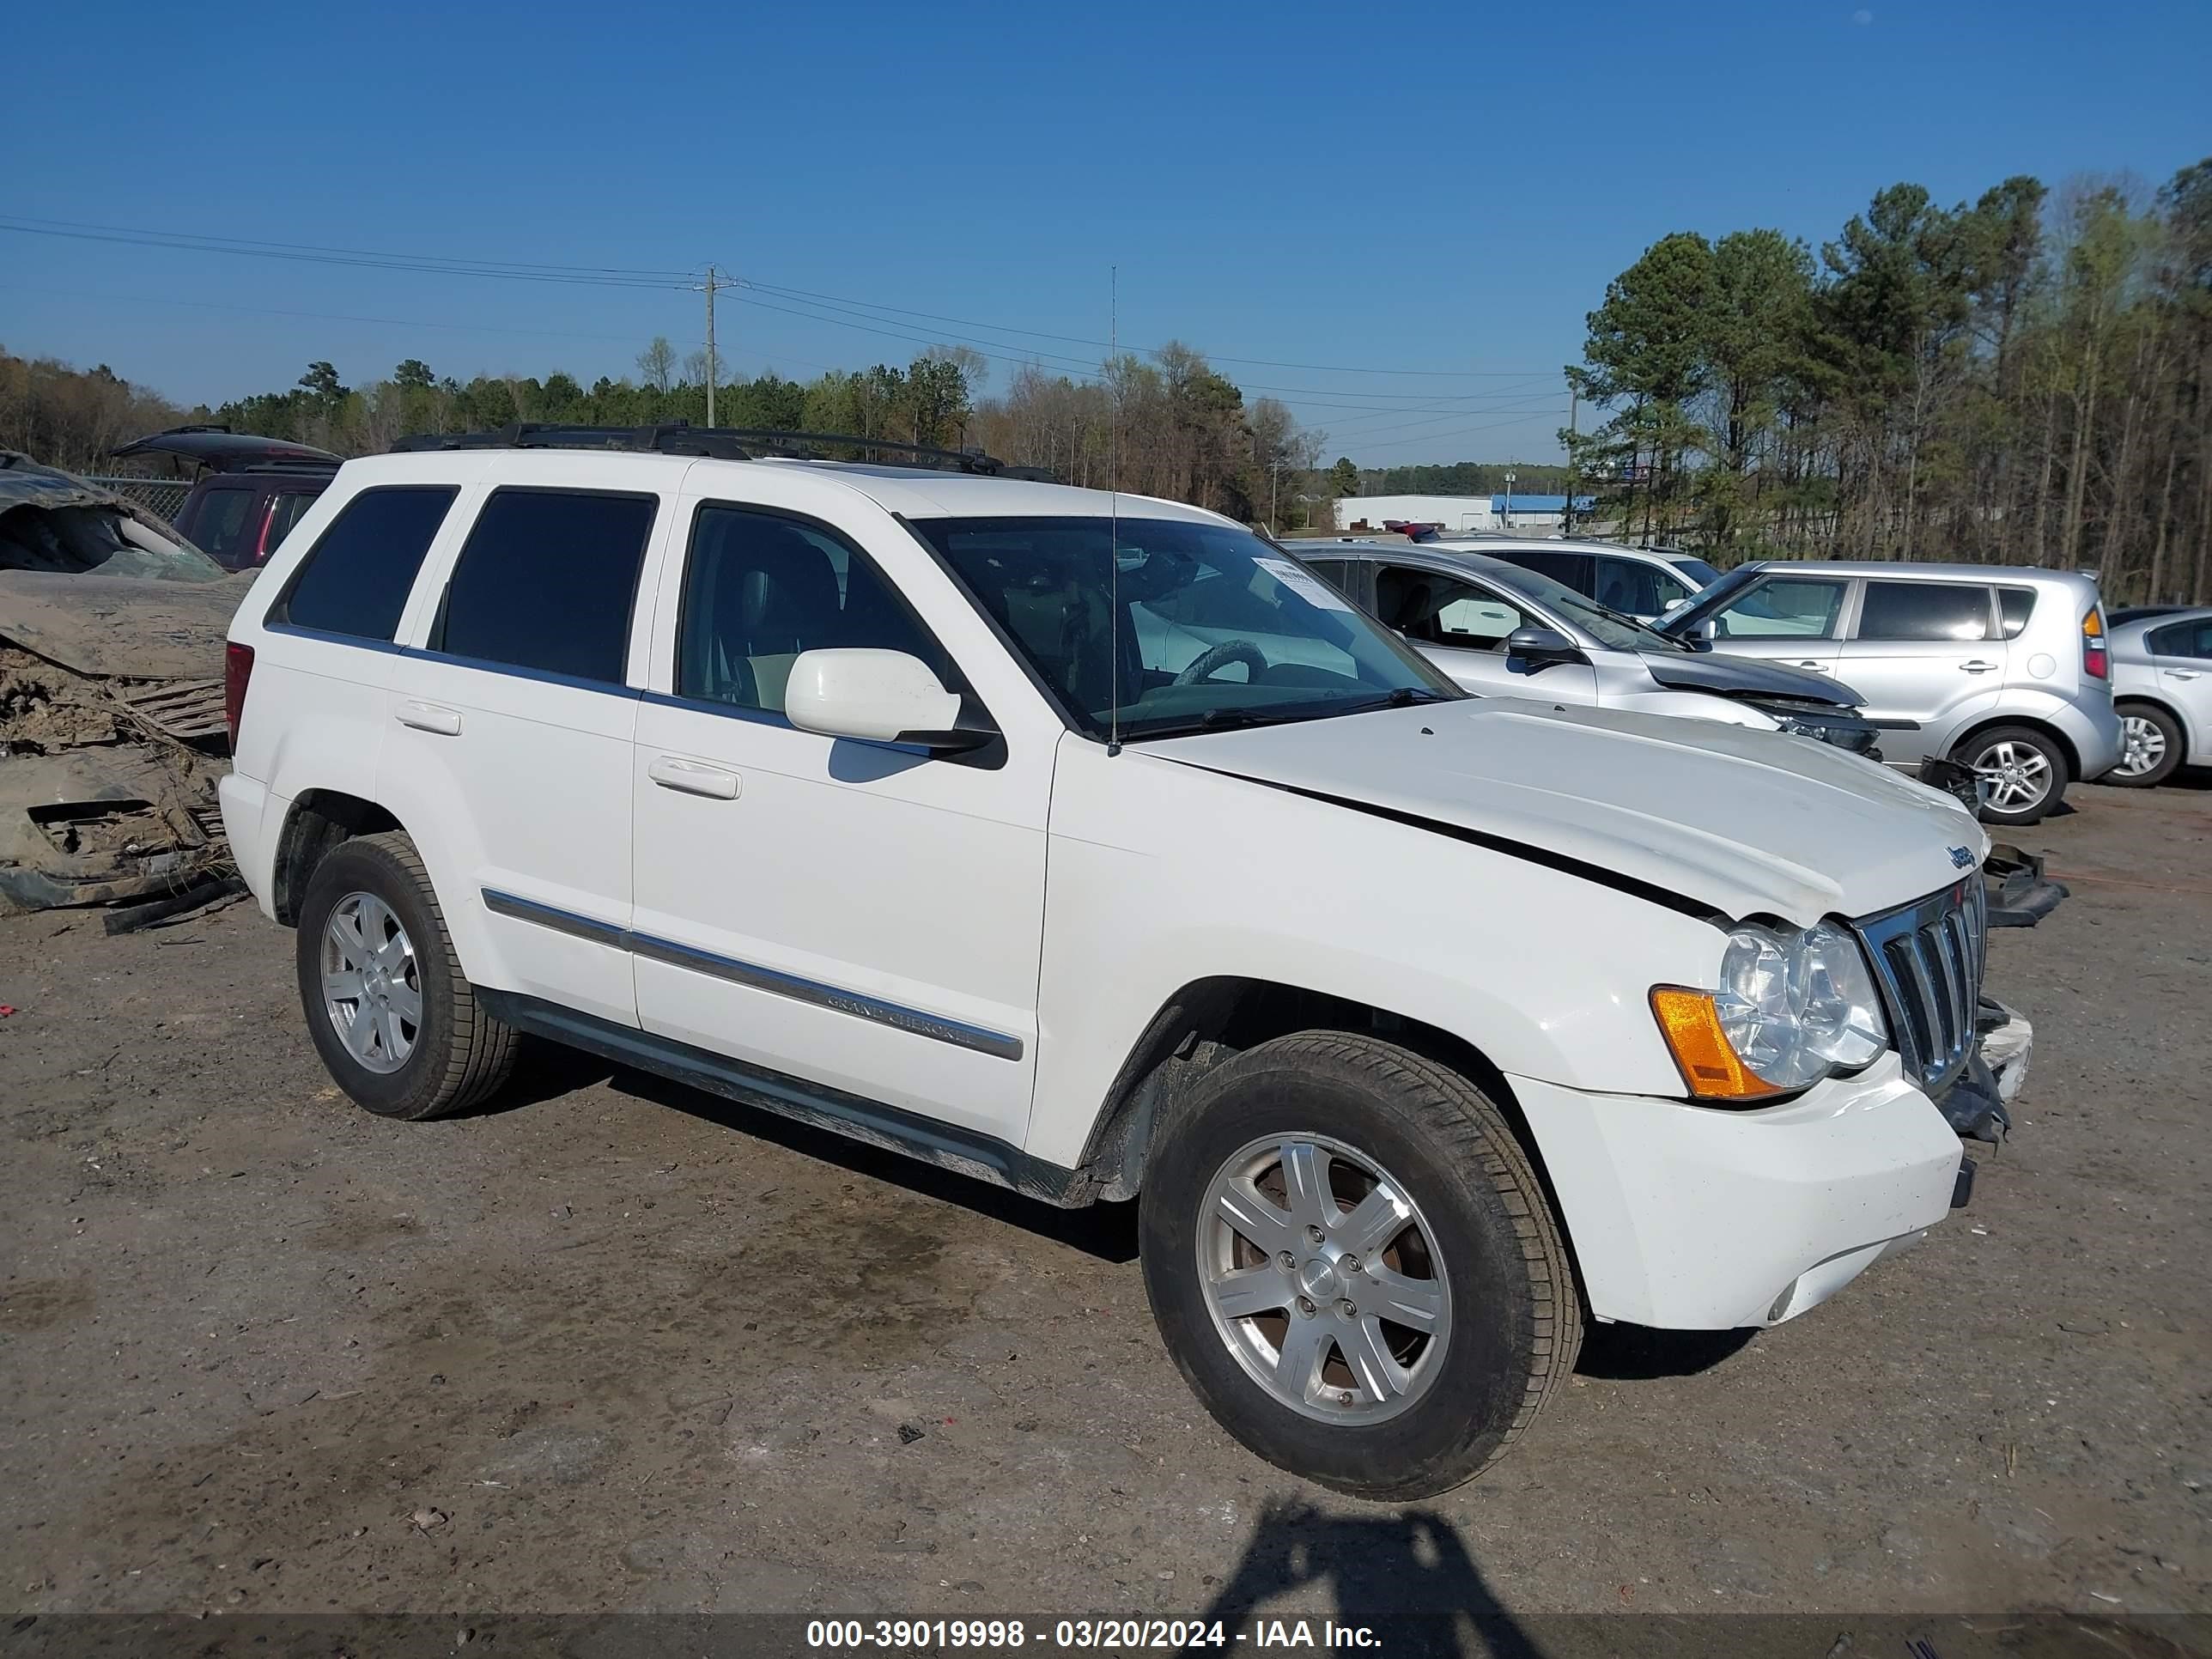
[[1202, 1499, 1539, 1658]]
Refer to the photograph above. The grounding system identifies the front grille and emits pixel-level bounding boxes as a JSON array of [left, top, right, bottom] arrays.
[[1851, 877, 1987, 1092]]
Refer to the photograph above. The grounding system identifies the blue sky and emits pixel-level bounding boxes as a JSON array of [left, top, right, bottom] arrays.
[[5, 0, 2206, 465]]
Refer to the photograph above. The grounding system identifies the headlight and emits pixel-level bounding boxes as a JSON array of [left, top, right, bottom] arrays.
[[1650, 921, 1889, 1100]]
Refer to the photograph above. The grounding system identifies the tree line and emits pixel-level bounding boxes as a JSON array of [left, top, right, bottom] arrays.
[[4, 336, 1340, 532], [1569, 158, 2212, 602]]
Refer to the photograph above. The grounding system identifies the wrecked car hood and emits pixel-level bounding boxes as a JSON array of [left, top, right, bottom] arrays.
[[1147, 697, 1987, 927], [1638, 647, 1866, 708], [0, 569, 246, 679]]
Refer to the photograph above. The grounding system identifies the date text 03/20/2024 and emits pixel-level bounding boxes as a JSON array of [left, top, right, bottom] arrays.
[[804, 1619, 1383, 1650]]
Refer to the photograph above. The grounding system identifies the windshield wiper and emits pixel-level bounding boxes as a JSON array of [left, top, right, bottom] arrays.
[[1122, 690, 1447, 742]]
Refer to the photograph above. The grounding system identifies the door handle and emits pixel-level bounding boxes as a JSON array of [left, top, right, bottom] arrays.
[[2168, 669, 2202, 681], [1960, 659, 1999, 673], [1795, 660, 1826, 671], [648, 756, 740, 800], [396, 700, 462, 736]]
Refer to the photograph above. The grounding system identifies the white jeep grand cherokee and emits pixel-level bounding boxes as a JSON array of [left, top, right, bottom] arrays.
[[220, 430, 1994, 1499]]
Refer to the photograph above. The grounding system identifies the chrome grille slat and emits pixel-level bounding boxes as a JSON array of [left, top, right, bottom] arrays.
[[1851, 878, 1986, 1093]]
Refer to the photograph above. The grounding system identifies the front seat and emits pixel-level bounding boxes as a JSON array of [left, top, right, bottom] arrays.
[[701, 521, 844, 712]]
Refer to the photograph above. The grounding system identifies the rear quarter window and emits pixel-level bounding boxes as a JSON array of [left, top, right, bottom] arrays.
[[1997, 586, 2037, 638], [271, 486, 459, 642], [433, 488, 657, 684]]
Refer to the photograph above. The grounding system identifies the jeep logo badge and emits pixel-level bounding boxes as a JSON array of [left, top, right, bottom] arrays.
[[1948, 846, 1976, 869]]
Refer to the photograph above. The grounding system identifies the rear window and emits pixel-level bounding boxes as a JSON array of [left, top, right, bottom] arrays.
[[434, 489, 656, 684], [1857, 580, 1993, 642], [187, 485, 259, 568], [274, 486, 457, 641]]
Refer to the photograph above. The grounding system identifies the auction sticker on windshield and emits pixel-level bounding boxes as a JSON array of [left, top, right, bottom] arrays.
[[1255, 556, 1353, 611]]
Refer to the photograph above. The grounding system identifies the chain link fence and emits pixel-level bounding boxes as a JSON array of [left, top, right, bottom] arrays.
[[85, 476, 192, 521]]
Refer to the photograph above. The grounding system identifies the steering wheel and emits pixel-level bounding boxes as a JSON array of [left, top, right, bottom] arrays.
[[1173, 639, 1268, 686]]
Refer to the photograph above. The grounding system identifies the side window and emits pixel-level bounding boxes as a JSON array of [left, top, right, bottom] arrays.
[[2148, 619, 2212, 660], [677, 506, 951, 715], [1996, 586, 2036, 639], [1490, 549, 1595, 595], [274, 486, 458, 642], [1856, 580, 1993, 642], [436, 489, 656, 684], [1300, 558, 1354, 594], [1711, 576, 1849, 641], [262, 490, 320, 557], [187, 486, 258, 567], [1377, 567, 1530, 651], [1594, 556, 1687, 617]]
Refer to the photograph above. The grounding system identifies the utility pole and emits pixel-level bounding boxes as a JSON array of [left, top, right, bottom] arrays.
[[1563, 384, 1578, 536], [703, 265, 719, 428], [1270, 456, 1280, 532]]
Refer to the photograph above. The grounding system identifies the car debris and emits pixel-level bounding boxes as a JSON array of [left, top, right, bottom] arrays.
[[0, 453, 246, 915]]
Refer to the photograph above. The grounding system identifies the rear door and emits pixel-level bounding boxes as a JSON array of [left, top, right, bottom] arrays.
[[1694, 572, 1851, 677], [1591, 553, 1696, 622], [1374, 562, 1599, 704], [379, 485, 662, 1028], [1833, 579, 2004, 768]]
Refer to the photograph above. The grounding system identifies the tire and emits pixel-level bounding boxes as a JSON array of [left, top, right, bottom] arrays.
[[2110, 702, 2183, 788], [294, 830, 519, 1121], [1954, 724, 2070, 826], [1139, 1032, 1579, 1500]]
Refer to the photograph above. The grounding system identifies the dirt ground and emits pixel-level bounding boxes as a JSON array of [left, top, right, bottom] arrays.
[[2, 780, 2208, 1642]]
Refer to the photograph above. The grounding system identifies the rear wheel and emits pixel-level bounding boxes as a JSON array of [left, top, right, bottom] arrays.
[[295, 832, 519, 1121], [1139, 1032, 1578, 1499], [1955, 724, 2069, 826], [2110, 703, 2182, 787]]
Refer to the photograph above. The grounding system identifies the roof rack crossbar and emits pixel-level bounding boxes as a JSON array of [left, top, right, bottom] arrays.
[[388, 422, 1041, 477]]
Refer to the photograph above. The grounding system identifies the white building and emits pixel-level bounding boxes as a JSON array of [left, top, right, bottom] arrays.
[[1334, 492, 1596, 536]]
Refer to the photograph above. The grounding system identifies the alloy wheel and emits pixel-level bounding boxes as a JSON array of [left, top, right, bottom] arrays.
[[1197, 1133, 1451, 1425], [319, 891, 422, 1074], [1970, 738, 2054, 813]]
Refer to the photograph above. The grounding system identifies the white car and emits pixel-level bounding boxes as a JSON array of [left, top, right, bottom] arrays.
[[221, 429, 1997, 1499]]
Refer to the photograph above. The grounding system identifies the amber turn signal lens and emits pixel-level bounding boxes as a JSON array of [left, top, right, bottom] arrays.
[[1650, 988, 1786, 1102]]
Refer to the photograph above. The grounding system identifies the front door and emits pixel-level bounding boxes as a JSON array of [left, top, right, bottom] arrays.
[[629, 500, 1047, 1146], [1375, 564, 1600, 705], [1695, 573, 1852, 679], [1832, 579, 2005, 769]]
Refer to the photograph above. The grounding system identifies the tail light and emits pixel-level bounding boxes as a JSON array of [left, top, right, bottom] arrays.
[[2081, 609, 2109, 681], [224, 641, 255, 750]]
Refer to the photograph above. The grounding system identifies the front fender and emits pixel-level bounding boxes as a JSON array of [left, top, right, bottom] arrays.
[[1026, 738, 1722, 1168]]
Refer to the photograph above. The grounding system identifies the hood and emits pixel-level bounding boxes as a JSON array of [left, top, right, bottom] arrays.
[[0, 568, 250, 679], [111, 428, 340, 471], [1637, 647, 1864, 708], [1146, 698, 1986, 927]]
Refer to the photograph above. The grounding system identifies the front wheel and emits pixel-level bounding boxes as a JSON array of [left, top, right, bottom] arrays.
[[1139, 1033, 1578, 1500], [1955, 725, 2070, 826], [2109, 703, 2183, 787]]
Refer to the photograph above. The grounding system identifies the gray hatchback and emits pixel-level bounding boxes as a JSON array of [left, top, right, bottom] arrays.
[[1658, 562, 2124, 826]]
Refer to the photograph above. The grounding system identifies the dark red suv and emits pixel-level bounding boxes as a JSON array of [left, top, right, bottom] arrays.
[[112, 426, 340, 571]]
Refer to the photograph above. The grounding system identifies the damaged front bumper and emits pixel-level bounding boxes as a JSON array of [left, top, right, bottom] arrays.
[[1930, 997, 2035, 1145]]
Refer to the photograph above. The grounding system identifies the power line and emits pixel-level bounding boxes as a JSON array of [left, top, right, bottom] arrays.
[[0, 283, 648, 343]]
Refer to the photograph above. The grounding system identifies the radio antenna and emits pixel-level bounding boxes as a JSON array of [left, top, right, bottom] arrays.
[[1107, 264, 1122, 757]]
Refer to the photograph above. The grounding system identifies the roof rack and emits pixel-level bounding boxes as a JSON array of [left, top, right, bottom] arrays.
[[390, 422, 1054, 481]]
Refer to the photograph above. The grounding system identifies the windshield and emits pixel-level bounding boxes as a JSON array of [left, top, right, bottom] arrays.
[[1656, 566, 1765, 635], [1471, 560, 1689, 653], [913, 515, 1461, 741]]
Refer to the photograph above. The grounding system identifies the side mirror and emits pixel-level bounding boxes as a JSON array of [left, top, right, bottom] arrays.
[[1680, 617, 1717, 651], [1503, 625, 1584, 669], [785, 649, 997, 753], [1661, 597, 1687, 615]]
